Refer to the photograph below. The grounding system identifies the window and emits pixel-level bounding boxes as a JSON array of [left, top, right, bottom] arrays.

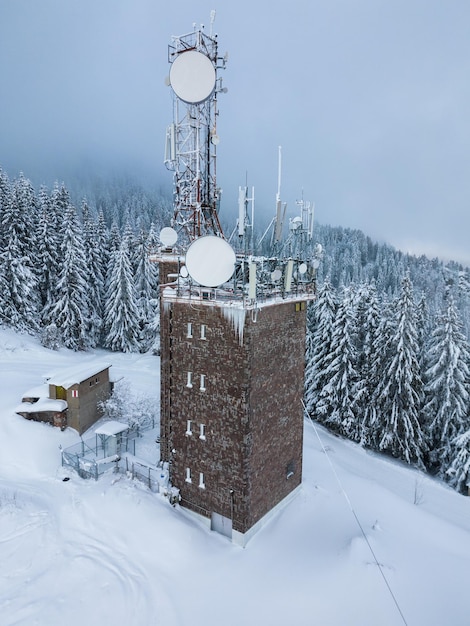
[[286, 460, 296, 479], [199, 472, 205, 489], [186, 372, 193, 388], [200, 324, 206, 340], [199, 424, 206, 440], [187, 322, 193, 338], [200, 374, 206, 391], [71, 389, 78, 398], [185, 467, 192, 483], [186, 420, 192, 436]]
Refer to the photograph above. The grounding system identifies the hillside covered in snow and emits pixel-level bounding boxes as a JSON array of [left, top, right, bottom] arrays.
[[1, 329, 470, 625]]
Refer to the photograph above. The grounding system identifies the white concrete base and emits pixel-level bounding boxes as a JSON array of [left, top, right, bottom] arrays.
[[232, 485, 302, 547], [180, 484, 302, 547]]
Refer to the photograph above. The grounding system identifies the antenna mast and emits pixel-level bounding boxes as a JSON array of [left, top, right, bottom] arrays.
[[164, 16, 227, 242]]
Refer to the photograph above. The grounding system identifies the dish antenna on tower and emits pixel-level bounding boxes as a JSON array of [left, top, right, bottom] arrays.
[[185, 235, 236, 287]]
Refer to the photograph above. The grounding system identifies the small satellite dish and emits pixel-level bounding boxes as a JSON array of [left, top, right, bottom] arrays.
[[271, 268, 282, 281], [159, 227, 178, 247], [299, 262, 308, 275], [211, 134, 220, 145], [185, 236, 236, 287], [180, 265, 189, 278], [169, 50, 216, 104]]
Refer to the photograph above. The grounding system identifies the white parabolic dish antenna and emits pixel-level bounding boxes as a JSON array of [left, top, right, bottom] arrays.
[[185, 236, 236, 287], [159, 226, 178, 247], [169, 50, 216, 104]]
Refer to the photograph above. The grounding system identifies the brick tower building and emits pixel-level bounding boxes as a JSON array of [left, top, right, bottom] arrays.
[[159, 256, 314, 545]]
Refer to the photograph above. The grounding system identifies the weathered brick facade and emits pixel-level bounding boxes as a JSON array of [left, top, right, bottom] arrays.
[[160, 286, 307, 537]]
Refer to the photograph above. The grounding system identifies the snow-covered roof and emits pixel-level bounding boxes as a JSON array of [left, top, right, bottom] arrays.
[[46, 363, 111, 389], [94, 420, 128, 436], [15, 398, 68, 414], [21, 384, 50, 400]]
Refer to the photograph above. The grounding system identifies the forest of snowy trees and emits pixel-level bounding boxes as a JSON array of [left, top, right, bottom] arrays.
[[0, 167, 171, 353], [1, 166, 470, 494]]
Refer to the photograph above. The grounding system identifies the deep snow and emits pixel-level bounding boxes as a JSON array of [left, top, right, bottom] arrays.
[[1, 327, 470, 626]]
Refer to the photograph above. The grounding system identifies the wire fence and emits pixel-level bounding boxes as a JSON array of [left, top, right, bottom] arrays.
[[122, 456, 162, 492], [61, 435, 136, 480]]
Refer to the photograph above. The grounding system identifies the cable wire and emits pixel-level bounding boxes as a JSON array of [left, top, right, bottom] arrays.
[[302, 400, 408, 626]]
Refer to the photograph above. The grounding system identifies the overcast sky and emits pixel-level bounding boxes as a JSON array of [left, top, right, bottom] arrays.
[[1, 1, 469, 264]]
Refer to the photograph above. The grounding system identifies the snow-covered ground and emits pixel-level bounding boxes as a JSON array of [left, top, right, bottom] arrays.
[[1, 327, 470, 626]]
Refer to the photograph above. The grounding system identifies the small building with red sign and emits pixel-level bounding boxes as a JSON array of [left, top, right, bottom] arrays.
[[16, 364, 112, 434]]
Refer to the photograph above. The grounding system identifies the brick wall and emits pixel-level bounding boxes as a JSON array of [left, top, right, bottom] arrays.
[[160, 297, 306, 535]]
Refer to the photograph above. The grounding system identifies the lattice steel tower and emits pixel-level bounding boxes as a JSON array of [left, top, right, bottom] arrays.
[[164, 16, 227, 242]]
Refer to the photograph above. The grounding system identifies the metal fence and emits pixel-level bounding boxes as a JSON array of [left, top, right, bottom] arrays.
[[61, 419, 163, 491], [122, 456, 161, 492], [61, 434, 136, 480]]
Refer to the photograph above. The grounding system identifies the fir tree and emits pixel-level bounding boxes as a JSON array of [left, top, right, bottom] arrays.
[[82, 199, 105, 346], [354, 282, 381, 446], [51, 203, 91, 350], [103, 236, 140, 353], [316, 286, 360, 439], [36, 185, 61, 315], [0, 175, 39, 331], [304, 279, 337, 422], [373, 275, 426, 467], [446, 430, 470, 493], [422, 293, 470, 473], [134, 228, 159, 352]]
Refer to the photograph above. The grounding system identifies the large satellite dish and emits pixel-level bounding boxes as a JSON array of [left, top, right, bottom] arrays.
[[169, 50, 216, 104], [185, 236, 236, 287]]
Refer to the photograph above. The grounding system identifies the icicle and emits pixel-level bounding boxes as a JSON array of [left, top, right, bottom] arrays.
[[222, 306, 246, 345]]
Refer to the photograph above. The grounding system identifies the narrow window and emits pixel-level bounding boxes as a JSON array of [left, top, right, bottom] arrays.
[[71, 389, 78, 398], [200, 324, 206, 340], [186, 371, 193, 388], [187, 322, 193, 338], [286, 460, 296, 479], [199, 472, 205, 489], [185, 467, 192, 483], [199, 423, 206, 440], [186, 420, 192, 435], [200, 374, 206, 391]]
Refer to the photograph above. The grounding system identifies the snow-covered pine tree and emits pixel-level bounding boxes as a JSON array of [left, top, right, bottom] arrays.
[[422, 292, 470, 473], [304, 278, 337, 422], [446, 430, 470, 494], [316, 286, 360, 440], [353, 281, 381, 446], [82, 199, 105, 347], [134, 228, 159, 352], [0, 173, 39, 331], [373, 274, 426, 467], [36, 185, 61, 312], [416, 291, 430, 372], [103, 235, 140, 353], [50, 201, 91, 350]]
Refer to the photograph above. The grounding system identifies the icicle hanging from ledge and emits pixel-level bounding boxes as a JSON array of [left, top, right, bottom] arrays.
[[222, 307, 246, 346]]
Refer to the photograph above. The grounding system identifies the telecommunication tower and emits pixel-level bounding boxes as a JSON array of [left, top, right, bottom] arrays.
[[164, 11, 227, 243], [157, 17, 318, 546]]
